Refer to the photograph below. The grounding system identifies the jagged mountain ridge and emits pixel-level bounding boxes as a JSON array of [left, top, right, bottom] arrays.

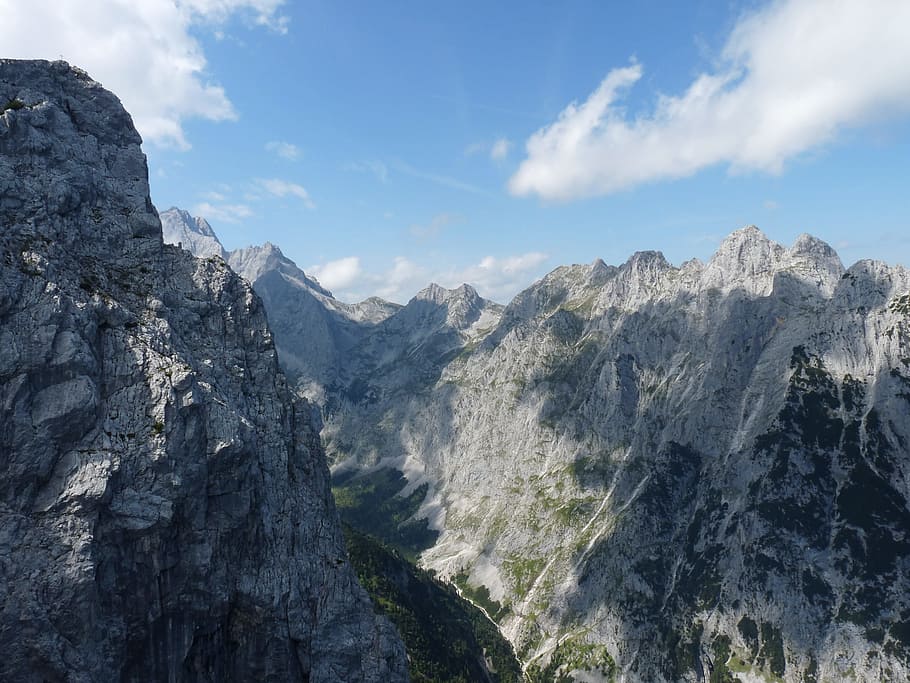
[[160, 206, 228, 260], [160, 208, 402, 402], [0, 60, 407, 681], [163, 221, 910, 678], [353, 226, 910, 682]]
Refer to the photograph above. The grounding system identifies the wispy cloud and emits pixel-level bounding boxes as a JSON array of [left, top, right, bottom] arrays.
[[490, 138, 511, 161], [191, 201, 253, 223], [0, 1, 289, 149], [465, 138, 512, 162], [193, 177, 312, 223], [183, 0, 290, 34], [409, 213, 460, 240], [393, 161, 489, 196], [265, 140, 301, 160], [510, 0, 910, 200], [255, 178, 316, 209], [344, 160, 389, 183]]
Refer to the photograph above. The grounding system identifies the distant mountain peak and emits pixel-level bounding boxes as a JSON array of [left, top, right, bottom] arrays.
[[160, 207, 227, 260], [414, 282, 480, 306], [789, 232, 837, 258], [626, 249, 671, 272]]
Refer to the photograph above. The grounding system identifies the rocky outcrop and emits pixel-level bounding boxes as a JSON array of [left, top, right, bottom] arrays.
[[0, 60, 407, 682]]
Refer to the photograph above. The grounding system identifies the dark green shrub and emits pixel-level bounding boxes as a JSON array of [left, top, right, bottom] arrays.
[[2, 98, 25, 113]]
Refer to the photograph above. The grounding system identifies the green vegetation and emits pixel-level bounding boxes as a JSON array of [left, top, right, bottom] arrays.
[[502, 555, 545, 601], [151, 419, 164, 435], [452, 570, 511, 621], [332, 467, 438, 560], [526, 633, 616, 682], [709, 635, 735, 683], [738, 617, 759, 658], [2, 98, 25, 113], [343, 526, 522, 683], [758, 623, 785, 678]]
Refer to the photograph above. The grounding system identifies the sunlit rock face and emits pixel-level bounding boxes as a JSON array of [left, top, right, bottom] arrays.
[[0, 59, 407, 682], [160, 207, 227, 261], [228, 222, 910, 682], [162, 141, 910, 682]]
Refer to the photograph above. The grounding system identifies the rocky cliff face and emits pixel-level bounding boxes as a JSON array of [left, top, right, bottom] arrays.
[[210, 219, 910, 681], [334, 226, 910, 683], [159, 213, 401, 406], [158, 205, 910, 678], [0, 60, 407, 682]]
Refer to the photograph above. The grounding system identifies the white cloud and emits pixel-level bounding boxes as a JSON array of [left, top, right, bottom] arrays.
[[191, 201, 253, 223], [255, 178, 315, 208], [444, 252, 549, 302], [510, 0, 910, 200], [490, 138, 511, 161], [373, 257, 430, 301], [325, 251, 550, 305], [265, 140, 301, 160], [0, 0, 288, 149], [308, 256, 362, 291], [181, 0, 288, 32]]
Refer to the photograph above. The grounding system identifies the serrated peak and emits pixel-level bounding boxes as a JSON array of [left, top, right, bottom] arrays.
[[701, 225, 785, 295], [626, 250, 670, 269], [160, 207, 227, 260], [789, 233, 837, 259], [414, 282, 479, 305]]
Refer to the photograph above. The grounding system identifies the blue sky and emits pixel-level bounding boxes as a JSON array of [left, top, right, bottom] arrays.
[[4, 0, 910, 303]]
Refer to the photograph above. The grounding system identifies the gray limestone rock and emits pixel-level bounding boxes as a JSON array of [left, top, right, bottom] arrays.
[[0, 59, 407, 682], [155, 147, 910, 683], [160, 207, 228, 261], [257, 221, 909, 682]]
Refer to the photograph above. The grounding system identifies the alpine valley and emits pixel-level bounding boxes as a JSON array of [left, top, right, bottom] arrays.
[[163, 205, 910, 682]]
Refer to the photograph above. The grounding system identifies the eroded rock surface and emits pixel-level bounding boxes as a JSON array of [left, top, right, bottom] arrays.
[[0, 59, 407, 682]]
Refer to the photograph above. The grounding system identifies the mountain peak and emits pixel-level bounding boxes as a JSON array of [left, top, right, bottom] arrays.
[[627, 250, 671, 270], [702, 225, 785, 294], [160, 207, 227, 260], [227, 243, 333, 297], [790, 233, 837, 258], [715, 224, 774, 255], [415, 282, 479, 305]]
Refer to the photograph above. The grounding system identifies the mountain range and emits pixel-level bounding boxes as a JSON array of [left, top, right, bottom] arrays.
[[163, 205, 910, 682]]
